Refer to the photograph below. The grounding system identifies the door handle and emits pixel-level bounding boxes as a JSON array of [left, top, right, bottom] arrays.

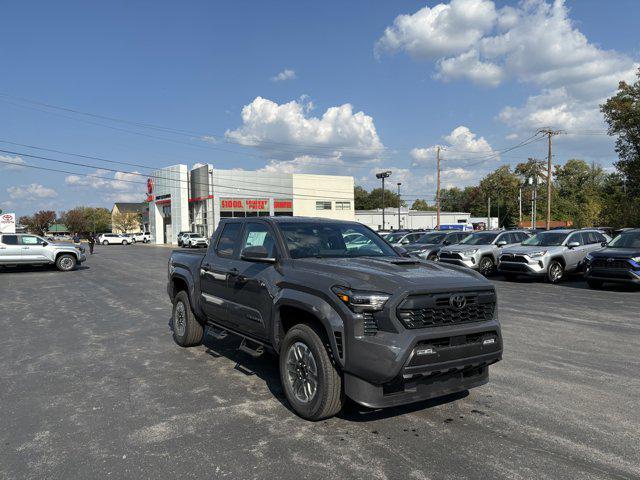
[[201, 263, 212, 272], [228, 268, 247, 284], [22, 247, 30, 249]]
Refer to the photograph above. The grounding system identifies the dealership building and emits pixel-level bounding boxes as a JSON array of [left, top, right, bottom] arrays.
[[147, 164, 355, 244]]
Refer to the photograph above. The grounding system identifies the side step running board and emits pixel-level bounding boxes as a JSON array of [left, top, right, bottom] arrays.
[[238, 338, 264, 358], [208, 325, 227, 340]]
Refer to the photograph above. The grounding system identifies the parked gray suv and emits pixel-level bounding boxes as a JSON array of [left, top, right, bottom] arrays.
[[498, 229, 610, 283], [438, 230, 531, 276]]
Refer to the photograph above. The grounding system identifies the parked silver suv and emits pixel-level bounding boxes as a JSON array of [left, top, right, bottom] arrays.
[[438, 230, 530, 276], [0, 233, 86, 271], [498, 229, 610, 283]]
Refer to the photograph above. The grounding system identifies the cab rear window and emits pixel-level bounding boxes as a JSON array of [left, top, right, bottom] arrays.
[[1, 235, 19, 245]]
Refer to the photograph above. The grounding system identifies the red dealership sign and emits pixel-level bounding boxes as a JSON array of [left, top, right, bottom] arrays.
[[147, 178, 153, 194]]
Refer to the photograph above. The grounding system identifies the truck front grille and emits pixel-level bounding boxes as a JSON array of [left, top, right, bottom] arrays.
[[501, 254, 529, 263], [397, 291, 495, 329], [439, 251, 462, 260]]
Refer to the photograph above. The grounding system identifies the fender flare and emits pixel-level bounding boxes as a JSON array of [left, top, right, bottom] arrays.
[[169, 268, 206, 321], [272, 289, 345, 366]]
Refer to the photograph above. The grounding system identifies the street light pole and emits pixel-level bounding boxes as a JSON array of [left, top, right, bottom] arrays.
[[397, 182, 402, 230], [376, 171, 392, 230]]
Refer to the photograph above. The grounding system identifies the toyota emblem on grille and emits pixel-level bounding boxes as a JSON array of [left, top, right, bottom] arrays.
[[607, 257, 614, 262], [449, 294, 467, 309]]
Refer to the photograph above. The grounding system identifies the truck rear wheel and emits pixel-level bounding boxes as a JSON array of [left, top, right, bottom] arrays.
[[56, 254, 77, 271], [172, 291, 203, 347], [279, 324, 344, 421]]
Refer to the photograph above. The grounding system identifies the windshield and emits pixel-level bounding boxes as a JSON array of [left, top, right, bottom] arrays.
[[608, 231, 640, 248], [459, 232, 499, 245], [416, 232, 447, 244], [280, 222, 398, 259], [384, 232, 406, 243], [522, 231, 569, 246]]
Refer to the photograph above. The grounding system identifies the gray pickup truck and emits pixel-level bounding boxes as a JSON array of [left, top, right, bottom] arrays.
[[498, 229, 610, 283], [438, 230, 531, 276], [0, 233, 86, 271], [167, 217, 503, 420]]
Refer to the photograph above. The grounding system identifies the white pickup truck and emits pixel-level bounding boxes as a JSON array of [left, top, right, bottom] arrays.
[[0, 233, 86, 271]]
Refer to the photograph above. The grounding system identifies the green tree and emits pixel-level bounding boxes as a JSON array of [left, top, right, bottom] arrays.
[[553, 159, 605, 227], [354, 186, 405, 210], [60, 208, 88, 234], [411, 199, 435, 211], [84, 207, 111, 233], [601, 67, 640, 197], [354, 185, 371, 210], [18, 210, 56, 235]]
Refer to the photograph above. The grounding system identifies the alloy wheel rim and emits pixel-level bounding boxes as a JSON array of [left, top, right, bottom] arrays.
[[60, 257, 73, 270], [550, 264, 562, 282], [285, 342, 318, 404], [175, 302, 186, 337], [481, 258, 492, 275]]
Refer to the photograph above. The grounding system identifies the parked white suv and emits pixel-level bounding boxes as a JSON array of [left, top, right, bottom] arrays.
[[98, 233, 130, 245], [182, 233, 209, 248], [0, 233, 86, 271]]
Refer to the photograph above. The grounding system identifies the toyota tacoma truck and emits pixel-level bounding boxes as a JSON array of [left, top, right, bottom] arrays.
[[0, 233, 86, 271], [438, 230, 531, 276], [167, 217, 503, 420], [498, 229, 610, 283]]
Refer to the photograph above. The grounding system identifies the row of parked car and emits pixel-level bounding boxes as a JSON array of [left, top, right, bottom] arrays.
[[381, 228, 640, 289], [177, 231, 209, 248], [97, 233, 150, 245]]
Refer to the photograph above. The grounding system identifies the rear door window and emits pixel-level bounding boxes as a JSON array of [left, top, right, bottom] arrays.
[[1, 235, 18, 245], [216, 222, 242, 258]]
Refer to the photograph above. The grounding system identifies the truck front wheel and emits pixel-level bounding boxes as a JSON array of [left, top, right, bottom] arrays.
[[172, 291, 203, 347], [56, 254, 77, 271], [279, 324, 344, 421]]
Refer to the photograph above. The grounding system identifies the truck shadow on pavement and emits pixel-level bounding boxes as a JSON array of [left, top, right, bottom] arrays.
[[0, 265, 90, 274], [168, 321, 471, 422]]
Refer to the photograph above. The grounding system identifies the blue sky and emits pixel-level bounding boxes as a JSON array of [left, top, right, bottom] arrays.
[[1, 0, 639, 216]]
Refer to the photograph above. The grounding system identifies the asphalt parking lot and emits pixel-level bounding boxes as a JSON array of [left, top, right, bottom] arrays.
[[1, 245, 639, 480]]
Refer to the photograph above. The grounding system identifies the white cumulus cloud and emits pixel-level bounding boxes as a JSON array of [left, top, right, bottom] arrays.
[[226, 96, 385, 172], [377, 0, 639, 133], [65, 169, 144, 203], [1, 154, 27, 170], [7, 183, 58, 199], [271, 69, 297, 82]]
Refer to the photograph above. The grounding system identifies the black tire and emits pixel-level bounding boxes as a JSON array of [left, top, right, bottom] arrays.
[[279, 324, 344, 421], [55, 253, 77, 272], [102, 240, 109, 245], [122, 240, 129, 245], [547, 260, 564, 283], [427, 254, 438, 261], [172, 291, 204, 347], [479, 256, 495, 277], [587, 279, 604, 289], [131, 238, 136, 244]]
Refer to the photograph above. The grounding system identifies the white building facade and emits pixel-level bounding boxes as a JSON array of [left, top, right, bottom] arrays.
[[355, 208, 472, 231], [147, 164, 354, 245]]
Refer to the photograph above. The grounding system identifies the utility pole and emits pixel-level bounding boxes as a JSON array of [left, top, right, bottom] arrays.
[[376, 171, 392, 230], [487, 196, 491, 230], [436, 146, 441, 229], [397, 182, 402, 230], [537, 128, 563, 230], [518, 184, 523, 226]]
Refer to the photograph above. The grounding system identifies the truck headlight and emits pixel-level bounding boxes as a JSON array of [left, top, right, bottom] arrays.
[[631, 256, 640, 264], [461, 249, 478, 257], [332, 286, 390, 313], [528, 251, 547, 258]]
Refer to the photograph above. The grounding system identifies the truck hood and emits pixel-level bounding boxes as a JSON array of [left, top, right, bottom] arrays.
[[589, 248, 640, 259], [501, 244, 563, 255], [292, 256, 490, 293]]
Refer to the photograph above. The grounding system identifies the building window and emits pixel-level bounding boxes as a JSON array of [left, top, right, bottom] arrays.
[[335, 201, 351, 210], [316, 201, 332, 210]]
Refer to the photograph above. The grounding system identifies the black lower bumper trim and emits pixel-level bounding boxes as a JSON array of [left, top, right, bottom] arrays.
[[344, 363, 493, 409]]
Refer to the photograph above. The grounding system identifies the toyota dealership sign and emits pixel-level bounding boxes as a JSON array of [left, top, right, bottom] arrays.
[[0, 213, 16, 234]]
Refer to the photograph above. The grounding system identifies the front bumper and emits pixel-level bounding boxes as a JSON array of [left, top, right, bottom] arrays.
[[343, 314, 502, 408], [438, 254, 479, 270], [498, 258, 547, 276], [585, 267, 640, 284]]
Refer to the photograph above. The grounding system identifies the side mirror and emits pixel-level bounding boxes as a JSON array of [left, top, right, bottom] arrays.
[[601, 241, 608, 247], [240, 245, 276, 263], [567, 241, 580, 248], [401, 239, 410, 245], [394, 246, 410, 257], [42, 241, 49, 247], [496, 240, 507, 247]]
